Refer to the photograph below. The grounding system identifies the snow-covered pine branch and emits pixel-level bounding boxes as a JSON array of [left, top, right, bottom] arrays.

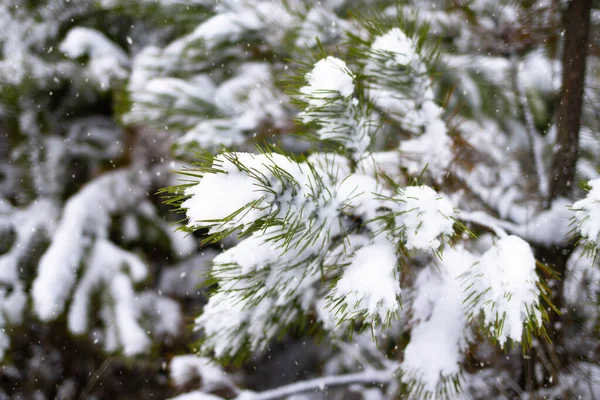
[[174, 24, 546, 398], [30, 166, 191, 356], [571, 177, 600, 259]]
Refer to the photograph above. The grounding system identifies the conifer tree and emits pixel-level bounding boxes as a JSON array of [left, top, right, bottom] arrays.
[[2, 0, 600, 399]]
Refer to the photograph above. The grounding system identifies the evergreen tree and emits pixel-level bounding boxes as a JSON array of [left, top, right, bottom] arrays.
[[1, 0, 600, 399]]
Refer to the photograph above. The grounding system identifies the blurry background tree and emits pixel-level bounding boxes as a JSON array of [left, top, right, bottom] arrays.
[[0, 0, 599, 399]]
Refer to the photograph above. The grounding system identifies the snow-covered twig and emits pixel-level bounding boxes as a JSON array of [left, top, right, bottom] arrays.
[[457, 210, 511, 237], [458, 199, 571, 247], [237, 367, 396, 400]]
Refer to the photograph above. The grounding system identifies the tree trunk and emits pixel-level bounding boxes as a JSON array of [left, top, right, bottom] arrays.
[[550, 0, 592, 199]]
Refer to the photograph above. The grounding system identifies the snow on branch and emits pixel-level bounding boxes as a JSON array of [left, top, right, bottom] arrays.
[[364, 28, 453, 180], [457, 201, 571, 247], [32, 169, 149, 320], [463, 235, 545, 346], [171, 21, 555, 399], [60, 27, 129, 89], [237, 367, 397, 400], [30, 166, 181, 355], [170, 355, 237, 395], [298, 56, 377, 156], [328, 238, 401, 326], [401, 248, 475, 397], [571, 177, 600, 258]]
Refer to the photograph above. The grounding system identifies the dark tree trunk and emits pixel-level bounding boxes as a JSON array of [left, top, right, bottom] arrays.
[[550, 0, 592, 199]]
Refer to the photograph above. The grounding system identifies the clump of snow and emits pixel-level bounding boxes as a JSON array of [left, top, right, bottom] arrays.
[[572, 178, 600, 247], [518, 198, 572, 246], [467, 235, 540, 345], [139, 292, 182, 337], [191, 11, 261, 49], [185, 1, 294, 51], [371, 28, 418, 66], [299, 57, 377, 155], [301, 56, 354, 103], [197, 289, 294, 358], [182, 153, 303, 233], [60, 27, 129, 89], [60, 27, 127, 62], [396, 186, 455, 250], [402, 248, 475, 395], [110, 272, 151, 356], [337, 173, 383, 221], [170, 355, 233, 391], [330, 239, 400, 324], [213, 228, 294, 276], [182, 155, 262, 231]]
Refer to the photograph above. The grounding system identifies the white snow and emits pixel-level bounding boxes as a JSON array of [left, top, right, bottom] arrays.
[[33, 170, 146, 321], [371, 28, 417, 66], [111, 272, 151, 356], [301, 57, 355, 103], [402, 248, 475, 395], [397, 186, 455, 250], [179, 120, 245, 149], [366, 29, 454, 180], [170, 355, 233, 391], [60, 27, 127, 62], [182, 153, 287, 232], [400, 115, 453, 180], [299, 58, 376, 154], [60, 27, 129, 89], [331, 239, 400, 324], [213, 63, 288, 131], [572, 178, 600, 247], [67, 239, 151, 355], [169, 392, 224, 400], [467, 235, 541, 345], [191, 11, 261, 49]]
